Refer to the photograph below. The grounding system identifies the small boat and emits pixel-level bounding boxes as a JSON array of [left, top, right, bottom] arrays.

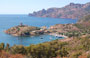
[[58, 37, 62, 38], [56, 36, 58, 37], [40, 37, 43, 39]]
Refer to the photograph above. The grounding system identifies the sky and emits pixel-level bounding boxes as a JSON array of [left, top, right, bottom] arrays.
[[0, 0, 90, 14]]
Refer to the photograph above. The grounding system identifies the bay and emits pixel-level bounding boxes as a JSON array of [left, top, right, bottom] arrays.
[[0, 15, 77, 46]]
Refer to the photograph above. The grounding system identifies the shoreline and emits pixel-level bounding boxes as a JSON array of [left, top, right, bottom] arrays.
[[49, 33, 68, 38], [48, 33, 73, 42]]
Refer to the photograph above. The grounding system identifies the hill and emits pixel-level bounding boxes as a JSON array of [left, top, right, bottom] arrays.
[[48, 15, 90, 37], [29, 2, 90, 19], [79, 15, 90, 22]]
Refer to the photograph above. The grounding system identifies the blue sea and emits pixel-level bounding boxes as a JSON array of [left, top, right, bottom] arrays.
[[0, 15, 77, 46]]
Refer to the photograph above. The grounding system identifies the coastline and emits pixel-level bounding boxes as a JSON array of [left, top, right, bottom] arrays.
[[49, 33, 68, 38], [49, 33, 73, 42]]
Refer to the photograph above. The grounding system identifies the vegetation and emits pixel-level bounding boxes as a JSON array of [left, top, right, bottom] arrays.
[[4, 24, 47, 36], [0, 35, 90, 58], [49, 15, 90, 38], [79, 15, 90, 22], [29, 2, 90, 19], [1, 14, 90, 58]]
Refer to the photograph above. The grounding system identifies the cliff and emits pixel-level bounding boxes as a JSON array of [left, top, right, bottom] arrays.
[[29, 2, 90, 19]]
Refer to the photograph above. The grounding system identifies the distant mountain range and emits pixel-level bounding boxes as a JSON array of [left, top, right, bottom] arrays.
[[29, 2, 90, 19]]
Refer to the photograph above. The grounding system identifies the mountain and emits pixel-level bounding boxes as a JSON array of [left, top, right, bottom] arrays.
[[29, 2, 90, 19]]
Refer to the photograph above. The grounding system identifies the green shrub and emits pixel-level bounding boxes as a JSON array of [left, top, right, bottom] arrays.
[[0, 43, 5, 50], [10, 45, 26, 54], [56, 47, 69, 57], [71, 51, 82, 58]]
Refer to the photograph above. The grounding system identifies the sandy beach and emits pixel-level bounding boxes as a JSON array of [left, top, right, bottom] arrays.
[[49, 33, 68, 38]]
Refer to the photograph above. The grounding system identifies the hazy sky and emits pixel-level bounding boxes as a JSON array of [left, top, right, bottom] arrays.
[[0, 0, 90, 14]]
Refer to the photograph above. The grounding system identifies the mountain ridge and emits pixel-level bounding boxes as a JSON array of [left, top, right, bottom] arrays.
[[29, 2, 90, 19]]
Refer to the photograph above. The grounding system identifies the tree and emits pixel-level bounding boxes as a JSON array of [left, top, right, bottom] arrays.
[[10, 45, 26, 54], [0, 43, 5, 50], [5, 43, 10, 52], [57, 48, 69, 57]]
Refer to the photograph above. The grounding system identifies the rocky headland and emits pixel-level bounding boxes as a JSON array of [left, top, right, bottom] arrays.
[[29, 2, 90, 19], [4, 23, 49, 36]]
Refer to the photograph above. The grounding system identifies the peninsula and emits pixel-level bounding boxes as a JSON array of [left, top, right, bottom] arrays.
[[4, 23, 49, 36], [29, 2, 90, 19]]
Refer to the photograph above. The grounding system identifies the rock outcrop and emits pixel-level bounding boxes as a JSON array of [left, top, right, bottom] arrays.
[[4, 24, 48, 36]]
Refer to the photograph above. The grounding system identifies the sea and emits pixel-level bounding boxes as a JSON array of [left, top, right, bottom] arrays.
[[0, 15, 77, 46]]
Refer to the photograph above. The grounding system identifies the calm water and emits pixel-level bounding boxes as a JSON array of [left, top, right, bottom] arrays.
[[0, 15, 77, 46]]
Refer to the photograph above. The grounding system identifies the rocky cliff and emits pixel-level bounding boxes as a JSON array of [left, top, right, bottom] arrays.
[[29, 2, 90, 19]]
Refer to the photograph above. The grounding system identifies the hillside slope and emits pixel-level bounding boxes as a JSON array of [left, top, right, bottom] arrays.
[[48, 15, 90, 37], [29, 2, 90, 19], [79, 15, 90, 22]]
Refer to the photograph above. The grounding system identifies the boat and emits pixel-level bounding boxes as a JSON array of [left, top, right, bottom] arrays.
[[40, 37, 43, 39]]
